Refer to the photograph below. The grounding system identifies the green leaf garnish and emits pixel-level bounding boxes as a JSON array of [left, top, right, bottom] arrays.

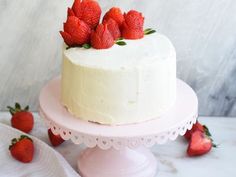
[[82, 43, 91, 49], [144, 28, 156, 35], [144, 28, 153, 33], [117, 37, 124, 40], [66, 44, 91, 50], [116, 41, 127, 46]]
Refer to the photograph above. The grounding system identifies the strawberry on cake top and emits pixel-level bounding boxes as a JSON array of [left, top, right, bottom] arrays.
[[59, 0, 177, 125]]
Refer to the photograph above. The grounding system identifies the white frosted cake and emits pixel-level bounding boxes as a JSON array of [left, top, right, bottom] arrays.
[[61, 33, 176, 125], [59, 0, 176, 125]]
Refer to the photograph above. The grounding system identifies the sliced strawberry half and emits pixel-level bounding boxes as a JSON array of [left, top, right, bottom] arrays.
[[48, 129, 65, 147], [187, 131, 213, 156]]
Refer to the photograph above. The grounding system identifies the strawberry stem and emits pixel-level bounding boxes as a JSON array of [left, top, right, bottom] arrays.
[[20, 135, 32, 141], [15, 102, 21, 110], [204, 125, 218, 148], [9, 135, 33, 149], [7, 106, 16, 115], [203, 125, 212, 137], [7, 103, 30, 115], [212, 143, 218, 148], [24, 105, 29, 111]]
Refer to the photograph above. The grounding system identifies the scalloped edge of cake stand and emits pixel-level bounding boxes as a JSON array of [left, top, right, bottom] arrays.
[[39, 77, 198, 177]]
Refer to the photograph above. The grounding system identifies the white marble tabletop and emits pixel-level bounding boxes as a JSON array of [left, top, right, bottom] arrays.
[[0, 112, 235, 177]]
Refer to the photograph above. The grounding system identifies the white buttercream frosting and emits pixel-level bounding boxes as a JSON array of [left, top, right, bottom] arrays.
[[61, 33, 176, 125]]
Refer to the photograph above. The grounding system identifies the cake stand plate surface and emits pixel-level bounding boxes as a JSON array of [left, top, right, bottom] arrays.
[[39, 77, 198, 177]]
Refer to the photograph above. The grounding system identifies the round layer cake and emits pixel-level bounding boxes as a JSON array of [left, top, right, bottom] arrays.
[[61, 33, 176, 125]]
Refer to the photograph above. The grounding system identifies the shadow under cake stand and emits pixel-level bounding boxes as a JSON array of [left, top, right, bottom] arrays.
[[39, 77, 198, 177]]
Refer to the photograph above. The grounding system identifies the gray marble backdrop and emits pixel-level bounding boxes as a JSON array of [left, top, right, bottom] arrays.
[[0, 0, 236, 116]]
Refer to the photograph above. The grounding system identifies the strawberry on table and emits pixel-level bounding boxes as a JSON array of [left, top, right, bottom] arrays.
[[184, 121, 212, 140], [7, 103, 34, 133], [48, 129, 65, 147], [184, 120, 217, 156], [187, 131, 213, 156], [9, 135, 34, 163], [184, 121, 205, 140]]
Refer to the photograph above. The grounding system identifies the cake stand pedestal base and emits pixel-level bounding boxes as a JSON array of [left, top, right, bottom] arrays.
[[78, 146, 157, 177]]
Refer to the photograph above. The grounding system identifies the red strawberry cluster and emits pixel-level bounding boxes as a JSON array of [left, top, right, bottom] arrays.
[[60, 0, 146, 49], [7, 103, 65, 163], [184, 121, 216, 156]]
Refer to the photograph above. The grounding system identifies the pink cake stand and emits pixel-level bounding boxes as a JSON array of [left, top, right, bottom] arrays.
[[39, 77, 198, 177]]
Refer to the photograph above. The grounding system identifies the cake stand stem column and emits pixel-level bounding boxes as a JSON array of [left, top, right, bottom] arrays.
[[78, 146, 158, 177]]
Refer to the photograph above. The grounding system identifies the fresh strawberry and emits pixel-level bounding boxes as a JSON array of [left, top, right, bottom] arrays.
[[187, 131, 213, 156], [67, 7, 75, 17], [9, 135, 34, 163], [7, 103, 34, 133], [103, 18, 121, 40], [48, 129, 65, 147], [122, 10, 144, 39], [60, 31, 74, 46], [72, 0, 101, 29], [184, 121, 213, 141], [103, 7, 124, 27], [184, 121, 205, 140], [91, 23, 114, 49], [60, 16, 91, 46], [11, 112, 34, 133], [123, 10, 144, 30], [122, 28, 144, 40]]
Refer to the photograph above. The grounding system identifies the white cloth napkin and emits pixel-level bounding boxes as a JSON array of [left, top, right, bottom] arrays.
[[0, 123, 80, 177]]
